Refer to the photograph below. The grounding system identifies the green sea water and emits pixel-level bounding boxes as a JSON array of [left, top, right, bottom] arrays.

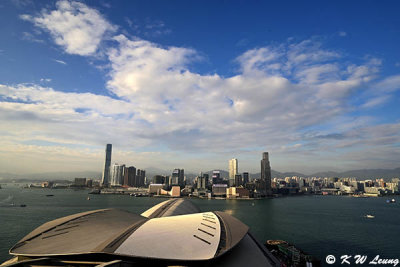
[[0, 184, 399, 266]]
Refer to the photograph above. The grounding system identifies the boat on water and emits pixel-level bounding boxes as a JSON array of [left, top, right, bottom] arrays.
[[352, 194, 369, 198], [88, 189, 100, 194], [365, 215, 375, 219], [265, 240, 320, 267], [386, 199, 396, 203], [45, 194, 54, 197], [129, 193, 144, 197]]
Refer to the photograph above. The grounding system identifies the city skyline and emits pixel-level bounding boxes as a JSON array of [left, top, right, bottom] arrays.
[[1, 0, 400, 174]]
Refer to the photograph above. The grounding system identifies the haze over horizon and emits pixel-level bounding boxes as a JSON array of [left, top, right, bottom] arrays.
[[1, 0, 400, 174]]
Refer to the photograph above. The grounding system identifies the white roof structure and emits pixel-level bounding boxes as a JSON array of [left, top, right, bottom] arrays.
[[5, 199, 279, 267], [116, 212, 220, 260]]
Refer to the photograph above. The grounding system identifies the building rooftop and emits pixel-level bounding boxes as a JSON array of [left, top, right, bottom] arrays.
[[4, 199, 279, 267]]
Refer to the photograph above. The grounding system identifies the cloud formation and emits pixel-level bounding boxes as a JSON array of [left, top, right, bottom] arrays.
[[4, 0, 399, 173], [20, 0, 116, 55]]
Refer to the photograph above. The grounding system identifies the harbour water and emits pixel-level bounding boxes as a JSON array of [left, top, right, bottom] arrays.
[[0, 184, 399, 266]]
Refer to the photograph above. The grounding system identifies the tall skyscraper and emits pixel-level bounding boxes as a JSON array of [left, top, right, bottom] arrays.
[[124, 166, 136, 187], [136, 169, 146, 187], [260, 152, 272, 195], [111, 163, 125, 186], [235, 174, 243, 187], [243, 172, 249, 184], [212, 171, 222, 184], [229, 158, 238, 179], [101, 144, 112, 187], [171, 169, 184, 187], [197, 172, 209, 190], [203, 174, 209, 188]]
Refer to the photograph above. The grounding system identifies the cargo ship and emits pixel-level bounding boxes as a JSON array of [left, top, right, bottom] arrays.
[[265, 240, 320, 267]]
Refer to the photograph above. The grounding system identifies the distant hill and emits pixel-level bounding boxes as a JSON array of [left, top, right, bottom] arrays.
[[309, 171, 339, 178], [316, 168, 400, 180], [0, 171, 101, 182], [204, 170, 229, 178], [1, 167, 399, 183]]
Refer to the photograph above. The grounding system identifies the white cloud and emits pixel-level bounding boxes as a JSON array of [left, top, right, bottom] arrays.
[[21, 31, 44, 43], [2, 33, 391, 173], [374, 75, 400, 93], [53, 59, 67, 65], [21, 0, 116, 56], [40, 78, 52, 82], [7, 1, 400, 173], [361, 95, 390, 108], [359, 74, 400, 109], [102, 34, 385, 159]]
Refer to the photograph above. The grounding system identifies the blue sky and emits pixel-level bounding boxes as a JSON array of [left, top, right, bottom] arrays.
[[0, 0, 399, 175]]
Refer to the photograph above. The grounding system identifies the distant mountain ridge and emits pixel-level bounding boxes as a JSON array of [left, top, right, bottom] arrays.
[[1, 167, 399, 182], [0, 171, 101, 182]]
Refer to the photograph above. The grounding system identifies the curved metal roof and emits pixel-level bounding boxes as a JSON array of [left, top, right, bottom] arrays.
[[6, 199, 278, 266], [141, 198, 201, 218], [116, 212, 221, 260]]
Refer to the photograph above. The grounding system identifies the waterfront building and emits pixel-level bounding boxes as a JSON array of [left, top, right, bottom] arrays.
[[136, 169, 146, 187], [159, 186, 181, 197], [227, 187, 250, 198], [111, 163, 125, 186], [235, 174, 243, 187], [86, 179, 93, 188], [226, 187, 238, 198], [101, 144, 112, 187], [212, 184, 227, 197], [124, 166, 136, 187], [148, 184, 163, 194], [260, 152, 272, 195], [74, 178, 86, 187], [229, 158, 238, 179]]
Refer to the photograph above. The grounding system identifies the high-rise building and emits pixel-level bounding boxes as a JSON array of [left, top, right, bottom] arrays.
[[101, 144, 112, 187], [229, 158, 238, 179], [203, 174, 209, 189], [111, 163, 125, 186], [243, 172, 249, 184], [260, 152, 272, 195], [153, 175, 165, 184], [136, 169, 146, 187], [124, 166, 136, 187], [171, 169, 184, 187], [164, 176, 170, 186], [74, 178, 86, 187], [212, 171, 222, 184], [197, 172, 209, 190], [235, 174, 243, 187]]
